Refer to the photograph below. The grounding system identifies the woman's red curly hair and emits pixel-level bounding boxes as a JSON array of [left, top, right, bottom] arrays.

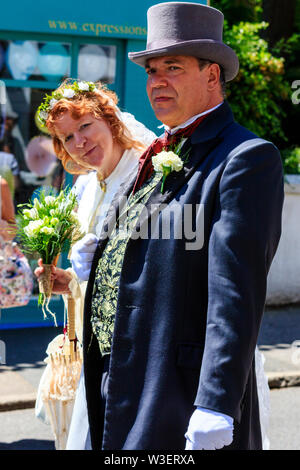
[[46, 81, 145, 174]]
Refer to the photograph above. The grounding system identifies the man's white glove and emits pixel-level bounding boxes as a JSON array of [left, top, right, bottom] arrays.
[[185, 407, 234, 450], [70, 233, 98, 281]]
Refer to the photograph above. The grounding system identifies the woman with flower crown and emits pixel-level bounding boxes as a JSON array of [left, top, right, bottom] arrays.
[[34, 79, 156, 449]]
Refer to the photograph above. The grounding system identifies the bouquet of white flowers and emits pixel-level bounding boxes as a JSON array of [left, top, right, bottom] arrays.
[[17, 187, 83, 323]]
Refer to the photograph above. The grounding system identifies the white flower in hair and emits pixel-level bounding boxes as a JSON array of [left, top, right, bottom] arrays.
[[78, 81, 90, 91], [39, 110, 48, 121], [49, 98, 58, 109], [63, 88, 75, 98]]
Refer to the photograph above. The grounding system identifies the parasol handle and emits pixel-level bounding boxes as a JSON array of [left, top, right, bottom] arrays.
[[67, 297, 76, 341], [67, 296, 76, 361]]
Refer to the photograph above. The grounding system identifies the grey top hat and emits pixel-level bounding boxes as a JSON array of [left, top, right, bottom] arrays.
[[128, 2, 239, 82]]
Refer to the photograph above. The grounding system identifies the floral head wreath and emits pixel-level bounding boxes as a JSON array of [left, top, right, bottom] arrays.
[[37, 79, 158, 172], [37, 80, 102, 128]]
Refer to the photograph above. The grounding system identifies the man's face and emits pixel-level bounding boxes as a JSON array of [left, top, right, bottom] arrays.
[[146, 55, 214, 128]]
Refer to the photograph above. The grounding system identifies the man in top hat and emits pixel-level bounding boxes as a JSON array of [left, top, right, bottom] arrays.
[[73, 2, 283, 450]]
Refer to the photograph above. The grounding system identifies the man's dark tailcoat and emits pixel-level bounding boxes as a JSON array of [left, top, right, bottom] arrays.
[[82, 101, 284, 450]]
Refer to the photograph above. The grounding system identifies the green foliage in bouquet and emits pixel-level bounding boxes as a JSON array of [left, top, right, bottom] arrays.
[[17, 187, 83, 264]]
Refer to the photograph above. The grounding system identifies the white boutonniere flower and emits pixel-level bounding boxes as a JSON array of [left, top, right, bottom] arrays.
[[152, 150, 184, 193], [63, 88, 76, 99]]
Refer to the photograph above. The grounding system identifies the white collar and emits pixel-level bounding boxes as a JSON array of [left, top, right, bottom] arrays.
[[160, 102, 224, 135]]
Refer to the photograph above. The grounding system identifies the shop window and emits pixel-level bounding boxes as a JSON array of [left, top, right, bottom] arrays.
[[78, 44, 116, 83], [0, 40, 71, 82]]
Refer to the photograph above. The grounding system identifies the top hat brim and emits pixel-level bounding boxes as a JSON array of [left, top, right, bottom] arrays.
[[128, 39, 239, 82]]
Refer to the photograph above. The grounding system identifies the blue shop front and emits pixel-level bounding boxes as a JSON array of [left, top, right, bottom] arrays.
[[0, 0, 207, 328]]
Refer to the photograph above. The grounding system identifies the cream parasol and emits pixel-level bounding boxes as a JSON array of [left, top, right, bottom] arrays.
[[37, 297, 82, 450]]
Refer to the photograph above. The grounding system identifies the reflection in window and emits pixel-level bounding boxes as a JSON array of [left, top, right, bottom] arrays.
[[0, 40, 71, 82], [78, 44, 116, 83]]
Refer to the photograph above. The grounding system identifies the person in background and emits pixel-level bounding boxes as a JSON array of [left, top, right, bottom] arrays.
[[1, 111, 24, 171], [1, 110, 34, 206], [0, 140, 20, 198]]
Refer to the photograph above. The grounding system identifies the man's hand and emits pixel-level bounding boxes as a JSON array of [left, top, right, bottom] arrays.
[[185, 407, 234, 450], [34, 260, 73, 294], [70, 233, 98, 281]]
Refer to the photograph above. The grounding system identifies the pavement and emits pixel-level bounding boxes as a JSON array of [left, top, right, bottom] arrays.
[[0, 304, 300, 412]]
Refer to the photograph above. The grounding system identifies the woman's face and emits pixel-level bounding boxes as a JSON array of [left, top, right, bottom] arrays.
[[54, 112, 123, 179]]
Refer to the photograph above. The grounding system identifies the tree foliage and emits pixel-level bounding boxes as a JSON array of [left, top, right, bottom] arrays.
[[211, 0, 300, 171], [224, 21, 289, 144]]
